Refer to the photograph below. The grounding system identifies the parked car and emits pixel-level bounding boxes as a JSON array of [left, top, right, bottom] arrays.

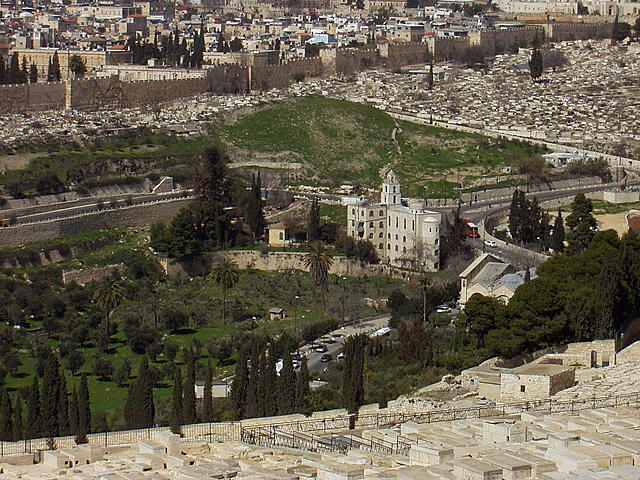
[[314, 345, 328, 353], [337, 352, 346, 360], [321, 354, 333, 363], [436, 305, 452, 313], [484, 240, 498, 248]]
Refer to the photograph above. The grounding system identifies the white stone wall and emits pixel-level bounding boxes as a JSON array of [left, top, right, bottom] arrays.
[[501, 374, 551, 402]]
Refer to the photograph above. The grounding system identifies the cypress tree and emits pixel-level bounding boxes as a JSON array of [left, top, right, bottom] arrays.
[[42, 353, 60, 438], [183, 354, 197, 424], [78, 373, 91, 436], [20, 57, 28, 84], [170, 367, 183, 434], [278, 351, 296, 415], [29, 63, 38, 83], [262, 351, 278, 417], [566, 193, 597, 255], [8, 53, 19, 84], [551, 210, 565, 252], [26, 376, 42, 439], [125, 357, 155, 429], [47, 58, 53, 82], [58, 371, 70, 436], [342, 335, 366, 414], [13, 394, 23, 441], [230, 351, 249, 419], [307, 197, 321, 242], [295, 358, 310, 413], [243, 350, 260, 418], [528, 33, 544, 81], [69, 387, 79, 436], [246, 173, 266, 239], [52, 52, 61, 81], [202, 360, 214, 422], [0, 388, 14, 441]]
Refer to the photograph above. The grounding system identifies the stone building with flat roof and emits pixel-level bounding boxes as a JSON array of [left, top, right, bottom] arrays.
[[501, 364, 575, 402]]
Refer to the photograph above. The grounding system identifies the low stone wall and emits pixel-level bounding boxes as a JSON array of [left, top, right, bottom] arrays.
[[62, 264, 123, 285], [0, 82, 65, 114], [160, 250, 421, 281], [0, 198, 190, 247]]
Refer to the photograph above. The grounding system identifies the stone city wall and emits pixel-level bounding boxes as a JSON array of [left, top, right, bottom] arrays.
[[469, 26, 543, 56], [0, 23, 615, 114], [251, 58, 323, 90], [426, 37, 470, 62], [543, 22, 612, 42], [0, 82, 65, 113], [0, 198, 190, 247]]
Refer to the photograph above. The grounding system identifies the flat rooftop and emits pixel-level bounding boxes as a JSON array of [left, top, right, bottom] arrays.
[[511, 363, 573, 376]]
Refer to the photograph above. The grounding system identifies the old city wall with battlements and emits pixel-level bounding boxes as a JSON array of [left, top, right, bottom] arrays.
[[0, 23, 613, 115]]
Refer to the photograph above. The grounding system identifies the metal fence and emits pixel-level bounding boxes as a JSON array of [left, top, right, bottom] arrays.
[[2, 391, 640, 457], [240, 391, 640, 455]]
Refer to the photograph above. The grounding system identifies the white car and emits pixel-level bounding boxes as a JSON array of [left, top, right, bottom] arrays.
[[436, 306, 452, 313], [484, 240, 498, 248]]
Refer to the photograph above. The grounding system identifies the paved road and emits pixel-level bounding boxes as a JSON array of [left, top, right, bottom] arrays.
[[435, 180, 640, 267], [301, 315, 390, 372]]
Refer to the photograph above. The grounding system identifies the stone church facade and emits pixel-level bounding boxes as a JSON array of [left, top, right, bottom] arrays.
[[346, 171, 442, 271]]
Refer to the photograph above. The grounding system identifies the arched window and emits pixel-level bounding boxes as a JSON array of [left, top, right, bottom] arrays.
[[379, 243, 383, 249], [279, 232, 283, 240], [395, 234, 398, 240], [351, 208, 355, 215], [395, 245, 398, 251], [379, 210, 384, 216], [387, 243, 391, 250], [379, 232, 383, 238], [369, 233, 373, 239], [369, 222, 373, 228], [369, 211, 374, 217], [403, 236, 406, 242], [403, 247, 406, 252], [403, 219, 406, 229], [388, 233, 391, 239], [379, 221, 384, 228]]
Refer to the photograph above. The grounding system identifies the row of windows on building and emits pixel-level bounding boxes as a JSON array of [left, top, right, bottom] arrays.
[[350, 215, 439, 234]]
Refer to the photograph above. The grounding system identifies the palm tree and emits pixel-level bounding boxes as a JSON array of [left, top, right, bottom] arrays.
[[208, 258, 239, 324], [92, 276, 125, 351], [303, 241, 333, 301]]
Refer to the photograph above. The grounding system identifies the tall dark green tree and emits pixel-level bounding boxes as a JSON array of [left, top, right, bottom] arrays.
[[20, 57, 28, 84], [508, 189, 526, 242], [202, 360, 214, 422], [230, 351, 249, 419], [342, 334, 367, 414], [170, 367, 183, 434], [78, 373, 92, 437], [124, 357, 155, 428], [0, 388, 14, 441], [246, 172, 266, 239], [259, 351, 278, 417], [277, 351, 297, 415], [42, 353, 61, 437], [566, 193, 597, 255], [183, 353, 198, 424], [13, 394, 23, 441], [244, 349, 260, 418], [26, 376, 42, 439], [51, 51, 61, 81], [551, 210, 565, 252], [295, 357, 310, 413], [69, 387, 79, 437], [528, 33, 544, 81], [8, 53, 20, 84], [307, 197, 321, 241], [57, 371, 70, 436], [194, 146, 230, 204], [29, 63, 38, 83]]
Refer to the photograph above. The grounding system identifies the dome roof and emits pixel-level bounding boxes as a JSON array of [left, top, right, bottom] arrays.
[[19, 11, 35, 18]]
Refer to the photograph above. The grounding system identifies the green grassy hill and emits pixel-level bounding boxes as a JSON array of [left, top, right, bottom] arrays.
[[219, 96, 546, 197]]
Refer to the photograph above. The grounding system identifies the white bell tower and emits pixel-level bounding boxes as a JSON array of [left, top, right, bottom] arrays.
[[381, 170, 401, 205]]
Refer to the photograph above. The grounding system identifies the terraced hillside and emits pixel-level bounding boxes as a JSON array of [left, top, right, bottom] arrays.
[[219, 96, 546, 197]]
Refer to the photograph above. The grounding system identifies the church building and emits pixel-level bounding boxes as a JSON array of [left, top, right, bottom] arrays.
[[346, 171, 442, 271]]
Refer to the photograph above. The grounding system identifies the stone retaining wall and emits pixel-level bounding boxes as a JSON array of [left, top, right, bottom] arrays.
[[0, 198, 190, 247], [159, 250, 421, 281]]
